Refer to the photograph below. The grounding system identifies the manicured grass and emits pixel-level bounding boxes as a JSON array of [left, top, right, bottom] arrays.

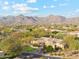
[[23, 46, 36, 52]]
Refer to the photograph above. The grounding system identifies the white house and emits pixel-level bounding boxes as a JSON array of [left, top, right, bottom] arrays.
[[31, 37, 65, 49], [67, 31, 79, 37], [0, 51, 4, 57]]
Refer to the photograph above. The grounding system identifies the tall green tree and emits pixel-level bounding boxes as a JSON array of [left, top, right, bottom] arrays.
[[0, 38, 23, 57]]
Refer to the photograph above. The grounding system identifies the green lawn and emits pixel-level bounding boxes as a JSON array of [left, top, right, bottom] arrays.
[[23, 46, 36, 52]]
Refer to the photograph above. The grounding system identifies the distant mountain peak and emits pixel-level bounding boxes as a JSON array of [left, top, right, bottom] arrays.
[[0, 15, 79, 26]]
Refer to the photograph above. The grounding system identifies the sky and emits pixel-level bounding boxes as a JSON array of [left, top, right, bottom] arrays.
[[0, 0, 79, 17]]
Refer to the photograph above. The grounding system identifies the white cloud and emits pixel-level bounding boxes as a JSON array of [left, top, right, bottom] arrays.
[[27, 0, 37, 3], [43, 5, 56, 9], [27, 7, 39, 10], [12, 4, 27, 12], [4, 1, 9, 5], [75, 9, 79, 12], [68, 9, 79, 17], [12, 3, 39, 14], [1, 1, 10, 10], [2, 6, 9, 10], [43, 5, 47, 8], [50, 5, 56, 8]]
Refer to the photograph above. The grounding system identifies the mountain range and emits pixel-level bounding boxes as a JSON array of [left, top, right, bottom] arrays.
[[0, 15, 79, 26]]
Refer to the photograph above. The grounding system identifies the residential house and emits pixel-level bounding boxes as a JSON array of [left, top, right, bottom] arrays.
[[67, 31, 79, 37], [0, 51, 4, 57], [31, 37, 65, 50]]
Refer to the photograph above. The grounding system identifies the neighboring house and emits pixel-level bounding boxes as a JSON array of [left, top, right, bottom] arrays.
[[0, 51, 4, 57], [67, 31, 79, 37], [14, 57, 22, 59], [50, 29, 63, 32], [31, 37, 65, 50], [44, 28, 63, 32]]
